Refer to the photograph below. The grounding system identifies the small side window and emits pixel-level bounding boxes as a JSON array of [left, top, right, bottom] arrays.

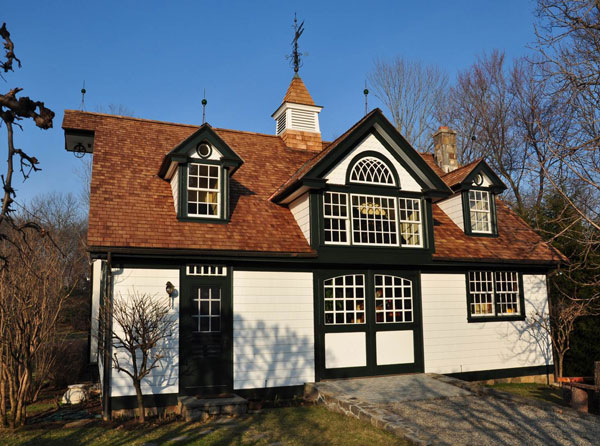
[[467, 271, 524, 321]]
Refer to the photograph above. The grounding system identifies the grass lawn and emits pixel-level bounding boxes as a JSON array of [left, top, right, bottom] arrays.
[[0, 406, 412, 446], [487, 383, 566, 407]]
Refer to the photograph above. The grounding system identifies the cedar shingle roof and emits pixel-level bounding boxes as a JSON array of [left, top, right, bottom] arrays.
[[63, 110, 561, 264], [441, 159, 481, 188], [282, 76, 316, 106]]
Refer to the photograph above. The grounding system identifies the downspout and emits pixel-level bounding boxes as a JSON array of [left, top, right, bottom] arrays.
[[102, 252, 113, 420]]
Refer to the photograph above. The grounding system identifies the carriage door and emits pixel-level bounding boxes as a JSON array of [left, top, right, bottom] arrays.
[[180, 269, 232, 395], [319, 271, 423, 379]]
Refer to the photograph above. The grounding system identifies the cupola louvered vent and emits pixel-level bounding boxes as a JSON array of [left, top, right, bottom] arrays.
[[291, 109, 317, 132], [276, 113, 287, 135]]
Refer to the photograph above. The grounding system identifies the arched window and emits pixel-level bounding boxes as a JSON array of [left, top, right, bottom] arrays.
[[349, 156, 396, 186]]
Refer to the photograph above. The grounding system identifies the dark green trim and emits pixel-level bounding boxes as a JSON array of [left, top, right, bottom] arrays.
[[309, 191, 321, 249], [158, 124, 243, 178], [315, 269, 424, 380], [465, 271, 527, 323], [177, 162, 230, 223], [462, 190, 499, 237], [110, 393, 178, 411], [455, 160, 507, 193], [235, 385, 304, 401], [345, 150, 400, 187], [446, 364, 552, 382], [272, 110, 452, 203], [316, 189, 434, 258]]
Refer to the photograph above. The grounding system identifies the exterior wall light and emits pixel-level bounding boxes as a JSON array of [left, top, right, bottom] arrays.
[[166, 281, 175, 308]]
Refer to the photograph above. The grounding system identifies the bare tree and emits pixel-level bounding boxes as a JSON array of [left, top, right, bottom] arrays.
[[533, 0, 600, 231], [0, 222, 76, 427], [99, 292, 175, 422], [94, 104, 135, 117], [528, 296, 599, 378], [369, 56, 448, 150], [0, 23, 55, 267]]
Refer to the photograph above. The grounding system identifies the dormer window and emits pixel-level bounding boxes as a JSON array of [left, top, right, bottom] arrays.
[[349, 156, 395, 185], [187, 163, 221, 218]]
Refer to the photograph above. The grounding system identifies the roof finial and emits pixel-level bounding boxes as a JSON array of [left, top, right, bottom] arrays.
[[202, 88, 207, 124], [80, 80, 86, 111], [364, 80, 369, 116], [287, 13, 305, 76]]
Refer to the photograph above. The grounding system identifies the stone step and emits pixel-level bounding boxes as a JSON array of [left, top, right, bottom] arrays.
[[178, 394, 248, 421]]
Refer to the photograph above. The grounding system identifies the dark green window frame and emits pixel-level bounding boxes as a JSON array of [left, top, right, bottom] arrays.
[[177, 160, 230, 223], [319, 185, 430, 250], [466, 270, 526, 323], [462, 187, 498, 237]]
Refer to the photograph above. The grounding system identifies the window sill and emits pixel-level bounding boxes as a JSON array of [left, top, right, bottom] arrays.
[[467, 314, 525, 323]]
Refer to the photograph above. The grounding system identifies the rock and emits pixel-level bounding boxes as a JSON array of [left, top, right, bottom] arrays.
[[61, 384, 89, 405]]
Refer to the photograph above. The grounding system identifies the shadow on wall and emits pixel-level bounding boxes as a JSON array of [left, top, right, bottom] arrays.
[[501, 277, 553, 375]]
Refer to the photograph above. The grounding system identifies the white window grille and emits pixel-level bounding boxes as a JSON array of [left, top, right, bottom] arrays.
[[349, 157, 395, 186], [469, 190, 491, 233], [193, 286, 221, 332], [188, 163, 220, 218], [186, 265, 227, 276], [398, 198, 422, 247], [495, 271, 520, 315], [324, 275, 365, 325], [374, 275, 413, 323], [468, 271, 521, 317], [468, 271, 495, 316], [323, 192, 350, 244], [350, 194, 398, 246]]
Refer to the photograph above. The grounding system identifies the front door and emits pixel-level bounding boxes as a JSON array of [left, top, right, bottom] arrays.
[[180, 275, 232, 395], [317, 270, 423, 379]]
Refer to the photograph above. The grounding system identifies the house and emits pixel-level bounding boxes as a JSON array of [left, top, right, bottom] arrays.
[[63, 74, 561, 415]]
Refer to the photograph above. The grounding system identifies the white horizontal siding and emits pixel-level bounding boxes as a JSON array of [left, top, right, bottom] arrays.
[[421, 273, 551, 375], [110, 268, 179, 397], [233, 271, 315, 390], [289, 193, 311, 243], [90, 259, 102, 364], [324, 133, 422, 192], [438, 193, 464, 230], [170, 169, 179, 212]]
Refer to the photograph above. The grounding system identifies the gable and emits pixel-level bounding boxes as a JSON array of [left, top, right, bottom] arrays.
[[323, 133, 422, 192]]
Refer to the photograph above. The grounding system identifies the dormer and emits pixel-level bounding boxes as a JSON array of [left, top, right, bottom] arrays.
[[272, 76, 323, 152], [158, 124, 244, 222]]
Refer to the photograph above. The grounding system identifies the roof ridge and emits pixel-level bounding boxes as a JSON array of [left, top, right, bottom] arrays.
[[441, 158, 482, 177], [64, 110, 201, 128]]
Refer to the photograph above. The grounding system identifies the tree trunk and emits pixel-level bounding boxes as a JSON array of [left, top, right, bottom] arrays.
[[133, 380, 145, 423]]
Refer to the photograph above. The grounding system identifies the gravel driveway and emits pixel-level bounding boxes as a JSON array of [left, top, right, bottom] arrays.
[[306, 374, 599, 446]]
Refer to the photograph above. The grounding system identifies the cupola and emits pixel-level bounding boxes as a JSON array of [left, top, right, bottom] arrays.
[[272, 75, 323, 152]]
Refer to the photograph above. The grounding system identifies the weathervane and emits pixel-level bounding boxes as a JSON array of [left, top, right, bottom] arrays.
[[286, 14, 306, 75], [364, 81, 369, 116], [202, 88, 207, 124]]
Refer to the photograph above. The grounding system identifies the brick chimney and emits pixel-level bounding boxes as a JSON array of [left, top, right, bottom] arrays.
[[272, 76, 323, 152], [433, 126, 459, 173]]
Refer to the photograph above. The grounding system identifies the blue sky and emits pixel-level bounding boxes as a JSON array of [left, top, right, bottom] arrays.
[[2, 0, 539, 211]]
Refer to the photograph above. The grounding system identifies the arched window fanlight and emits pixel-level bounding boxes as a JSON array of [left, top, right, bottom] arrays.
[[349, 156, 396, 186]]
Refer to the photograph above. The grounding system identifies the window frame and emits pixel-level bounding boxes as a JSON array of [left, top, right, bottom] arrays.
[[321, 187, 426, 249], [462, 187, 498, 237], [466, 270, 526, 323], [178, 161, 229, 223]]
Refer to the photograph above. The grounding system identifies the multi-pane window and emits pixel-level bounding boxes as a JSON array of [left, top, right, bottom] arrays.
[[374, 275, 413, 323], [324, 275, 365, 325], [193, 286, 221, 332], [351, 194, 398, 245], [468, 271, 521, 318], [188, 163, 220, 217], [323, 192, 350, 244], [469, 190, 491, 233], [468, 271, 495, 316], [398, 198, 422, 247], [187, 265, 227, 276], [495, 271, 520, 315], [349, 157, 396, 185]]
